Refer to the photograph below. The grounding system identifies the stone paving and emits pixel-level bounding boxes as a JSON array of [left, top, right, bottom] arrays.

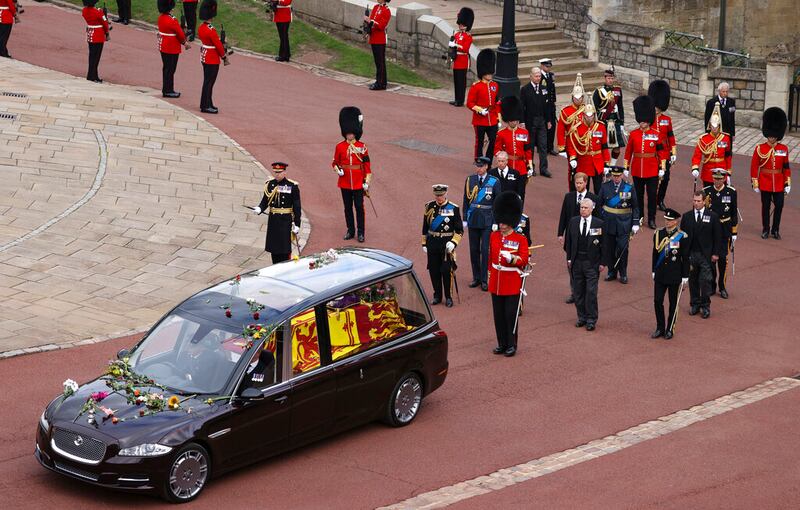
[[0, 58, 308, 356], [379, 376, 800, 509]]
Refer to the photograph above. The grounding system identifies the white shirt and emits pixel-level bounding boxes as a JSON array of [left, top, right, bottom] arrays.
[[580, 216, 592, 234], [695, 207, 705, 222]]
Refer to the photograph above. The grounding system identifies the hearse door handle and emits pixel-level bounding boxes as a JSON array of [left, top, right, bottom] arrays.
[[359, 369, 364, 380], [274, 396, 288, 404]]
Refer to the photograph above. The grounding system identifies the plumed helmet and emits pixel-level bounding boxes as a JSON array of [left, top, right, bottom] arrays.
[[571, 73, 584, 100], [761, 107, 788, 141], [339, 106, 364, 140], [633, 95, 656, 125], [457, 7, 475, 31], [707, 103, 722, 131], [199, 0, 218, 21], [500, 95, 522, 123], [476, 49, 496, 79], [647, 79, 671, 111], [157, 0, 176, 14], [493, 191, 523, 227]]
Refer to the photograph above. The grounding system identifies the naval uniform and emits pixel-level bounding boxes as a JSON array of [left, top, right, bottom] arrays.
[[463, 173, 501, 286], [704, 183, 737, 294], [422, 201, 464, 302], [257, 177, 301, 263], [652, 227, 689, 335], [598, 178, 639, 279]]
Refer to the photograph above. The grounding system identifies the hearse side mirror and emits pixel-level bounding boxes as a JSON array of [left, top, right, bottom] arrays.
[[117, 349, 130, 359], [239, 387, 265, 400]]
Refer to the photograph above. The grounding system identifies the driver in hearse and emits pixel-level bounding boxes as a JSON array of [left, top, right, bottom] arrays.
[[242, 346, 276, 390]]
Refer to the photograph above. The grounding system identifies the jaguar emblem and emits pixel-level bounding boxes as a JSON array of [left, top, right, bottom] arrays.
[[74, 436, 84, 447]]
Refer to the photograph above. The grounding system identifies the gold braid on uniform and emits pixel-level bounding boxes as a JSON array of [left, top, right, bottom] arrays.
[[422, 206, 436, 245], [597, 88, 614, 112], [696, 133, 725, 165], [568, 123, 595, 156], [465, 180, 478, 203], [262, 180, 280, 209], [560, 104, 585, 127], [755, 144, 776, 169]]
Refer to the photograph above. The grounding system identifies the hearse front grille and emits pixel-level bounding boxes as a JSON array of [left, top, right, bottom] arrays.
[[52, 428, 107, 464]]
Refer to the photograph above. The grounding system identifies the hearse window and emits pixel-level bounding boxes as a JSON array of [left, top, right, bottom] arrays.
[[325, 273, 432, 362], [240, 327, 284, 391], [290, 308, 321, 375], [138, 315, 196, 361]]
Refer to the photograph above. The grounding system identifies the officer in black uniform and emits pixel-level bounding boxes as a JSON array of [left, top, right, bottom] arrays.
[[539, 58, 558, 155], [252, 162, 301, 264], [651, 208, 689, 339], [598, 167, 640, 284], [704, 168, 737, 299], [463, 156, 502, 291], [422, 184, 463, 307]]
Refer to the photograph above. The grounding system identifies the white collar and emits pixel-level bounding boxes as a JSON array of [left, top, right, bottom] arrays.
[[696, 207, 705, 217]]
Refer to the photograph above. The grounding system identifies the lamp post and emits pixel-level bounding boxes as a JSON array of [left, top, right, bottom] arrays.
[[494, 0, 520, 99]]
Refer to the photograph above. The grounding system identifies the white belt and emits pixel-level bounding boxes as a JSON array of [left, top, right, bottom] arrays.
[[0, 6, 9, 10], [492, 264, 522, 273], [457, 52, 468, 55], [276, 5, 290, 7], [87, 25, 103, 28], [158, 32, 176, 37], [201, 44, 215, 49]]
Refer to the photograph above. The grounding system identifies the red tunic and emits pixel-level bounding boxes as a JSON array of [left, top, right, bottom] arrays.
[[273, 0, 292, 23], [750, 142, 791, 192], [556, 103, 584, 152], [652, 112, 676, 160], [367, 4, 390, 45], [157, 14, 186, 54], [566, 121, 610, 177], [452, 30, 472, 70], [466, 79, 500, 126], [332, 140, 372, 190], [691, 132, 732, 183], [0, 0, 17, 25], [82, 6, 109, 44], [494, 127, 532, 173], [198, 22, 225, 65], [624, 127, 665, 178], [488, 231, 529, 296]]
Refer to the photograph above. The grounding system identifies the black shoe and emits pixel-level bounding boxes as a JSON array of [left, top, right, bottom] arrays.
[[468, 280, 480, 288], [430, 297, 441, 305], [162, 92, 181, 98], [701, 307, 710, 319], [575, 319, 586, 328], [201, 107, 218, 114], [657, 202, 667, 212], [492, 346, 505, 355], [113, 16, 123, 22], [549, 150, 560, 156], [689, 305, 699, 316], [586, 323, 596, 331], [449, 101, 463, 107], [719, 289, 729, 299], [445, 298, 453, 308], [368, 83, 386, 90], [188, 34, 195, 42], [772, 231, 781, 240], [529, 169, 537, 177], [540, 170, 552, 178], [357, 234, 365, 243], [651, 329, 663, 339], [480, 282, 488, 292], [566, 295, 575, 304], [664, 331, 673, 340], [122, 19, 130, 25], [343, 231, 355, 240], [761, 231, 769, 239], [605, 273, 617, 282], [620, 275, 628, 284], [504, 347, 516, 357], [88, 78, 103, 83], [648, 220, 657, 230]]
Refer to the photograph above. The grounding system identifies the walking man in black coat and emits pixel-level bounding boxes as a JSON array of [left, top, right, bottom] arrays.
[[651, 208, 689, 339], [680, 190, 722, 319], [565, 198, 608, 331], [704, 82, 736, 150], [558, 172, 599, 303], [520, 66, 553, 178]]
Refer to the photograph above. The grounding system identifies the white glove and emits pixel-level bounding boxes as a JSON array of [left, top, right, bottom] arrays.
[[527, 168, 534, 178], [363, 182, 369, 191], [253, 206, 262, 214], [658, 169, 665, 178], [785, 185, 791, 194], [681, 277, 689, 285], [623, 170, 630, 178], [480, 108, 489, 116], [731, 235, 737, 243], [291, 224, 300, 234], [558, 151, 567, 158], [632, 225, 640, 234], [462, 221, 468, 229], [670, 155, 677, 164], [603, 166, 610, 175], [491, 224, 498, 232], [569, 159, 577, 169], [691, 169, 699, 178], [448, 40, 457, 48], [500, 250, 514, 263], [336, 167, 345, 176], [422, 246, 427, 253], [446, 241, 455, 253], [652, 272, 655, 280], [754, 188, 760, 193]]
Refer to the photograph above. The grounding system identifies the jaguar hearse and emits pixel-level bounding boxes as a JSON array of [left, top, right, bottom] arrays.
[[36, 248, 448, 502]]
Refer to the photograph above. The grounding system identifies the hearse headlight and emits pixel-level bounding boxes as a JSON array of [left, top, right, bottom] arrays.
[[39, 410, 49, 432], [118, 444, 173, 457]]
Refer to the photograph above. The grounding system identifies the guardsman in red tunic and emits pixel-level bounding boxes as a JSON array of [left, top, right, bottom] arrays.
[[364, 0, 391, 90], [566, 102, 610, 195], [648, 80, 677, 211], [467, 49, 500, 160], [197, 0, 226, 114], [691, 103, 732, 188], [157, 0, 189, 98], [557, 73, 586, 191], [273, 0, 292, 61], [624, 95, 666, 229], [82, 0, 109, 83], [487, 191, 529, 357], [449, 7, 473, 107], [494, 95, 533, 202], [751, 107, 791, 240], [0, 0, 18, 58], [333, 107, 372, 243]]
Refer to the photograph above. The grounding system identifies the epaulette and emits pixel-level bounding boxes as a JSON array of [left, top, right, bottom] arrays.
[[702, 184, 712, 190], [727, 185, 736, 191], [287, 178, 299, 185], [265, 177, 274, 183], [472, 81, 480, 86]]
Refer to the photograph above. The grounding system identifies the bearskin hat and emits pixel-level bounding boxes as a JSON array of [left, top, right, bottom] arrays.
[[339, 106, 364, 141], [493, 191, 523, 227], [476, 49, 495, 79], [457, 7, 475, 31], [199, 0, 218, 21], [761, 107, 788, 141], [82, 0, 98, 6], [158, 0, 176, 14], [647, 79, 671, 112], [500, 95, 522, 123], [633, 95, 655, 125]]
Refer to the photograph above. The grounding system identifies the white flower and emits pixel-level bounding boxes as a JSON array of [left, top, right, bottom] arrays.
[[246, 298, 254, 304], [63, 379, 79, 397]]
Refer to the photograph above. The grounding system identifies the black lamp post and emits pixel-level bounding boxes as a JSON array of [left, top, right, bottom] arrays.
[[494, 0, 520, 99]]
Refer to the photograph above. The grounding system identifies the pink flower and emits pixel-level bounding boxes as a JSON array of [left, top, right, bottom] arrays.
[[91, 391, 109, 402]]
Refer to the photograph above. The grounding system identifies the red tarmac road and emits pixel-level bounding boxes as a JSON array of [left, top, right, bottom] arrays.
[[4, 4, 800, 508]]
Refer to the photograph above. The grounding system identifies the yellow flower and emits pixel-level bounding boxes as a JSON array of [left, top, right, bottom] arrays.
[[252, 332, 262, 339], [168, 396, 180, 410]]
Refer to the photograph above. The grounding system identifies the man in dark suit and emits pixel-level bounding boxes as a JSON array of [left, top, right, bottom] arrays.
[[489, 151, 526, 203], [704, 82, 736, 150], [651, 208, 690, 340], [539, 58, 558, 154], [520, 66, 553, 178], [558, 172, 599, 303], [463, 156, 503, 291], [680, 190, 722, 319], [565, 197, 608, 331]]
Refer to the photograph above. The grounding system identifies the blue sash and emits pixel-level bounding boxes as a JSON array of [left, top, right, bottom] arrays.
[[467, 176, 497, 221], [606, 183, 630, 208], [655, 231, 685, 269], [430, 204, 450, 231]]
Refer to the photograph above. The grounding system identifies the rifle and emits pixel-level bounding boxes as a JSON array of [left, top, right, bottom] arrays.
[[102, 2, 112, 40], [265, 0, 278, 21], [361, 5, 371, 42], [220, 23, 233, 65], [441, 31, 457, 64], [13, 0, 23, 16]]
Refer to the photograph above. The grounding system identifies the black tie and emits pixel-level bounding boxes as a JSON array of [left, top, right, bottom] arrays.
[[581, 219, 587, 237], [577, 193, 583, 204], [535, 85, 539, 94], [696, 211, 701, 223], [479, 176, 484, 187]]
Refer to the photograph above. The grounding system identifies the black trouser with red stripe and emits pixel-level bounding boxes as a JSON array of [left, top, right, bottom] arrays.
[[0, 23, 12, 58], [161, 53, 179, 94], [87, 42, 103, 81], [761, 190, 784, 234], [492, 293, 520, 350], [656, 160, 672, 205], [371, 44, 387, 88], [183, 2, 197, 38], [341, 188, 365, 236], [276, 22, 290, 60], [115, 0, 131, 22], [473, 124, 497, 160], [453, 68, 467, 105], [711, 237, 731, 293], [634, 175, 658, 223], [200, 63, 219, 110]]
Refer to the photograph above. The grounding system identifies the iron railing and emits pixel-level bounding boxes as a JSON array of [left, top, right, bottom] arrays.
[[664, 30, 751, 68], [789, 84, 800, 131]]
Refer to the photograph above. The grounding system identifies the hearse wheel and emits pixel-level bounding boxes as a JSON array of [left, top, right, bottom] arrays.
[[162, 442, 210, 503], [384, 372, 423, 427]]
